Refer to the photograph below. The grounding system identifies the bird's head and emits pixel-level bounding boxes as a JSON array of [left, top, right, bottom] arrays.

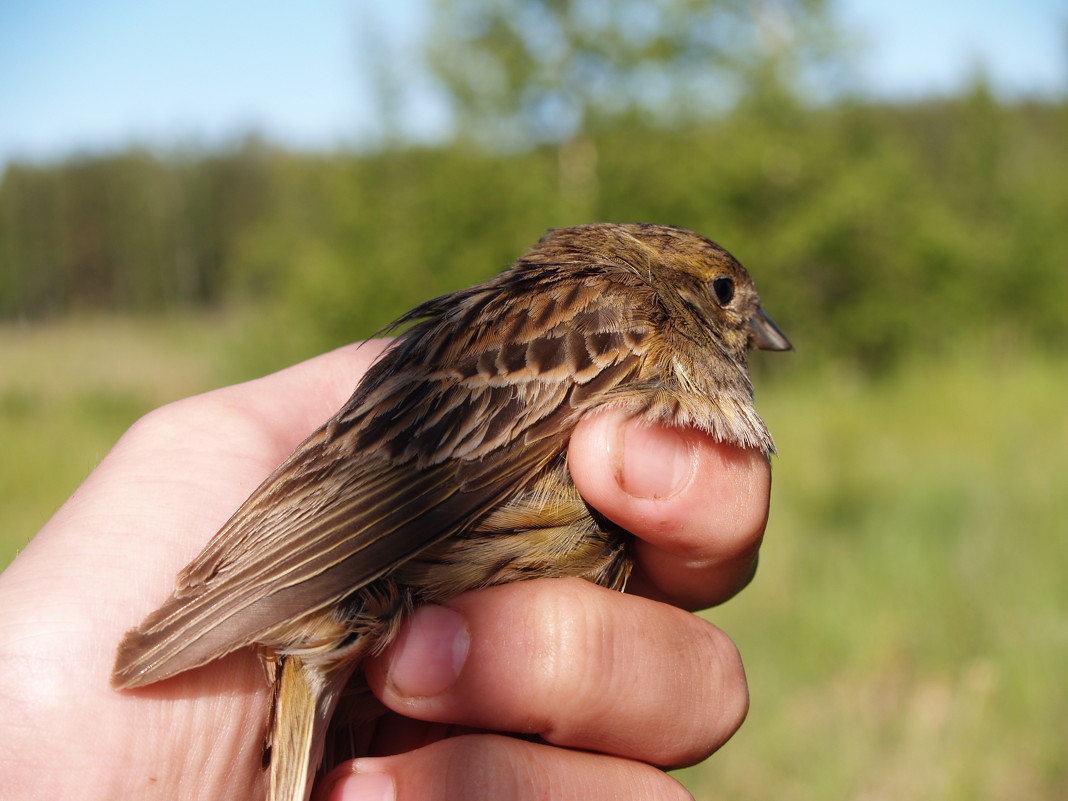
[[530, 222, 792, 359]]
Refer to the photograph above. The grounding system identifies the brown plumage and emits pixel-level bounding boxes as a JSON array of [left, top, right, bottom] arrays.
[[112, 222, 791, 801]]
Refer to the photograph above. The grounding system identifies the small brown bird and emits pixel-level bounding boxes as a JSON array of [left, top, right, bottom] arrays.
[[112, 223, 790, 801]]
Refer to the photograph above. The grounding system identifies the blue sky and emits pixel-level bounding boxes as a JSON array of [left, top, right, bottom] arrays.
[[1, 0, 1064, 164]]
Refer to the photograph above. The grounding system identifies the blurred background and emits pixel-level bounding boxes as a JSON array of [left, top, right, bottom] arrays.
[[2, 0, 1066, 798]]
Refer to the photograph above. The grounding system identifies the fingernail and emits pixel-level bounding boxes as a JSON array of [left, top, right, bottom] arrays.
[[330, 770, 394, 801], [387, 604, 469, 698], [612, 419, 695, 500]]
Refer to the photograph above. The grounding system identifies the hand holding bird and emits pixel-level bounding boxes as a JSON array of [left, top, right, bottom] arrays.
[[0, 254, 780, 798], [111, 223, 790, 801]]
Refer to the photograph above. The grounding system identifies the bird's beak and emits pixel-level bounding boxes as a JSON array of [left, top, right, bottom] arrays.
[[749, 307, 793, 351]]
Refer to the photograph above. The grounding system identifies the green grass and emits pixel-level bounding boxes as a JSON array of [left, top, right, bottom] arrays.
[[2, 314, 1064, 799], [681, 354, 1068, 799], [0, 312, 257, 563]]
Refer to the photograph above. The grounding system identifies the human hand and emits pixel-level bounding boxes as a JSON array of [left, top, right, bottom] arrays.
[[0, 341, 770, 801]]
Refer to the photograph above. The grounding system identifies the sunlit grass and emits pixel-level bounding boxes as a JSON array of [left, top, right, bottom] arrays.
[[681, 353, 1068, 800], [0, 312, 254, 563], [2, 315, 1064, 799]]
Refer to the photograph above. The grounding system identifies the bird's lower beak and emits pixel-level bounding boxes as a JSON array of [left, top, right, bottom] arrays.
[[749, 308, 793, 351]]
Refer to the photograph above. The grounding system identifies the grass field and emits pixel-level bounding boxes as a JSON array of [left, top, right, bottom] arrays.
[[684, 354, 1068, 800], [2, 314, 1065, 799]]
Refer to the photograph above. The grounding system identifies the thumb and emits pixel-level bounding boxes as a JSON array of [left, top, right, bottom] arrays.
[[568, 408, 771, 609]]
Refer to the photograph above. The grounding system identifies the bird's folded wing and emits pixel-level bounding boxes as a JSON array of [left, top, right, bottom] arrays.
[[113, 273, 653, 689]]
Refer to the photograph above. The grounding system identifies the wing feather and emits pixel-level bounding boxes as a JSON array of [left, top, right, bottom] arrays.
[[114, 269, 656, 689]]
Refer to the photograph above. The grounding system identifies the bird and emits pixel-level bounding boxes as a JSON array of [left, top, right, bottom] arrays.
[[112, 222, 791, 801]]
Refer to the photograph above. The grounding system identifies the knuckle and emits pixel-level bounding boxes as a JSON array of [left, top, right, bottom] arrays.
[[669, 619, 748, 765], [520, 578, 603, 703]]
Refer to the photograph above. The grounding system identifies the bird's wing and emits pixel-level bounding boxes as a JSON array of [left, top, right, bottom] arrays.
[[112, 272, 655, 689]]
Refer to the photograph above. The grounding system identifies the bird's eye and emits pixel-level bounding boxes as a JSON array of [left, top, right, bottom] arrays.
[[711, 277, 735, 306]]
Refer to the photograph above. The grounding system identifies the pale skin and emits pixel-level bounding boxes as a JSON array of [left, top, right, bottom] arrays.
[[0, 339, 771, 801]]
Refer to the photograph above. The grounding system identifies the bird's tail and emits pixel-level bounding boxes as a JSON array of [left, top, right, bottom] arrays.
[[268, 655, 354, 801]]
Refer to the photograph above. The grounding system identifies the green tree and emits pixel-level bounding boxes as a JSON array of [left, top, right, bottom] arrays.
[[425, 0, 847, 216], [428, 0, 845, 144]]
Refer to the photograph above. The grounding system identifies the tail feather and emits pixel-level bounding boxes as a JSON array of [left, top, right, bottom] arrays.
[[268, 656, 354, 801]]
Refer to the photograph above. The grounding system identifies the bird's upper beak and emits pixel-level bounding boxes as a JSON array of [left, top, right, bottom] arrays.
[[748, 307, 793, 351]]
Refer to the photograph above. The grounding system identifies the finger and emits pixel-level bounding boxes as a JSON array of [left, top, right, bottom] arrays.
[[568, 408, 771, 610], [363, 578, 748, 769], [317, 736, 694, 801]]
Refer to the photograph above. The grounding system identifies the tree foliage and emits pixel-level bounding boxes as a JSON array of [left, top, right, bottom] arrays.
[[2, 92, 1065, 373], [426, 0, 846, 146], [2, 0, 1066, 372]]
